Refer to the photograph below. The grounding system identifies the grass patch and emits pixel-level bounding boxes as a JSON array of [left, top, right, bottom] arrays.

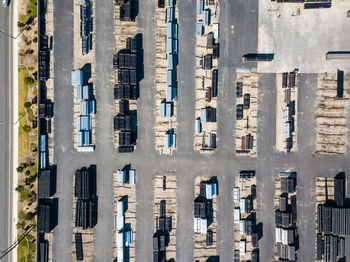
[[17, 234, 28, 262], [19, 188, 31, 202], [18, 65, 35, 157], [27, 0, 37, 18]]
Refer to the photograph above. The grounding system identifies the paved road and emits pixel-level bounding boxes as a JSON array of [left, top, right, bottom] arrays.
[[0, 3, 12, 262], [51, 0, 350, 261]]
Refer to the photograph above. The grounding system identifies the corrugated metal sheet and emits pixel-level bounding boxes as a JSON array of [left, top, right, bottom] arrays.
[[166, 7, 173, 23], [168, 54, 174, 70], [40, 134, 47, 152], [167, 0, 174, 8], [80, 100, 89, 115], [196, 21, 203, 36], [77, 131, 83, 146], [203, 9, 210, 26], [124, 230, 133, 247], [172, 86, 177, 101], [160, 101, 166, 118], [172, 23, 178, 39], [76, 85, 83, 100], [82, 85, 90, 100], [195, 118, 201, 134], [213, 23, 220, 38], [80, 115, 91, 131], [167, 70, 173, 86], [72, 70, 83, 86], [40, 152, 47, 169], [284, 122, 290, 138], [240, 240, 246, 255], [90, 100, 95, 114], [172, 39, 178, 54], [197, 0, 204, 14], [83, 131, 90, 146], [166, 36, 172, 54], [129, 169, 135, 184], [200, 108, 207, 123], [166, 102, 172, 117], [166, 22, 172, 38], [166, 85, 172, 102]]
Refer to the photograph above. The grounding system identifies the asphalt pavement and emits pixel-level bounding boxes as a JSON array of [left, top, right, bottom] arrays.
[[0, 3, 11, 262], [51, 0, 350, 261]]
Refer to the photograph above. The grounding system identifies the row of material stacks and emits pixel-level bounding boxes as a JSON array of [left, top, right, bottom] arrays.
[[195, 0, 219, 153], [39, 35, 50, 81], [234, 171, 259, 260], [193, 180, 217, 234], [114, 37, 140, 153], [74, 168, 97, 229], [282, 71, 297, 152], [72, 69, 96, 152], [153, 199, 173, 262], [115, 198, 133, 262], [275, 172, 297, 261], [38, 4, 55, 262], [80, 0, 92, 55], [160, 0, 178, 150]]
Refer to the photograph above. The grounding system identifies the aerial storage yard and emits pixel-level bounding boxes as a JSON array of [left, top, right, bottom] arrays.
[[194, 0, 220, 153], [233, 171, 260, 262], [73, 0, 96, 152], [154, 0, 178, 154], [113, 167, 136, 262], [315, 71, 348, 154], [153, 174, 177, 261], [235, 73, 258, 157], [315, 173, 350, 262], [275, 71, 298, 153], [274, 172, 298, 262], [193, 176, 218, 261], [113, 0, 140, 153]]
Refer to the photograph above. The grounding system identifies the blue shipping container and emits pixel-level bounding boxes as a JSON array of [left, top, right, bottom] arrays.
[[77, 131, 84, 147], [168, 54, 174, 70]]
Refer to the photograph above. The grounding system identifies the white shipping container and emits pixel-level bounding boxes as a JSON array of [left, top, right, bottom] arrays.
[[240, 198, 246, 214], [234, 208, 240, 224], [239, 239, 246, 255], [213, 23, 220, 39]]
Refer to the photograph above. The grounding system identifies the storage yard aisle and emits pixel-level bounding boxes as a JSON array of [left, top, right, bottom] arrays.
[[52, 0, 75, 259], [255, 164, 276, 262], [136, 0, 156, 154], [134, 163, 154, 261], [216, 172, 234, 262], [176, 0, 196, 155], [175, 165, 195, 261], [92, 0, 116, 260]]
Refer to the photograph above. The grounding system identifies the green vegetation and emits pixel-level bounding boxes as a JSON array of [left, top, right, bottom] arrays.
[[19, 188, 31, 202], [17, 234, 28, 262], [18, 66, 32, 156]]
